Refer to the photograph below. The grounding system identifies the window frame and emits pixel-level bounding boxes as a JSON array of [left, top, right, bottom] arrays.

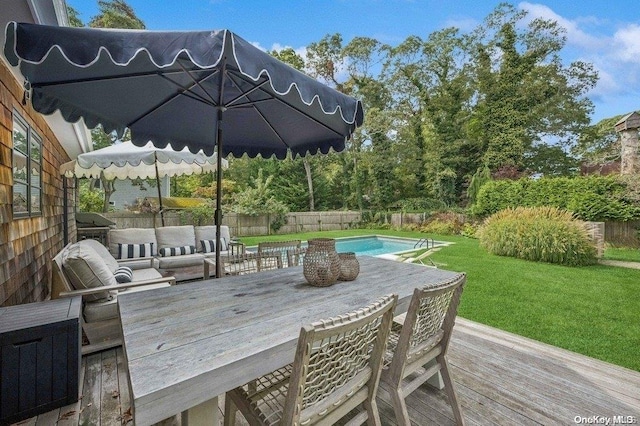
[[12, 111, 42, 218]]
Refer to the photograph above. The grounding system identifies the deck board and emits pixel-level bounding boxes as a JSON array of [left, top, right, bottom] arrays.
[[12, 318, 640, 426]]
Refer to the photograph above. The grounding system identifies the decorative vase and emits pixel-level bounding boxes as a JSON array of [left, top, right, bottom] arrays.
[[338, 252, 360, 281], [303, 238, 341, 287]]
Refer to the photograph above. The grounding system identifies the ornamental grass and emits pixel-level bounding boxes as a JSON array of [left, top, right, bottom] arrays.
[[477, 206, 597, 266]]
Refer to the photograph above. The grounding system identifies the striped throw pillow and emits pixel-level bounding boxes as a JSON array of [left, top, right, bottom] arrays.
[[159, 245, 196, 257], [114, 266, 133, 283], [118, 243, 154, 259], [200, 238, 228, 253], [201, 239, 215, 253]]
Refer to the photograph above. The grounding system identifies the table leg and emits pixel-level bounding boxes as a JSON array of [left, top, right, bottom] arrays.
[[181, 396, 219, 425]]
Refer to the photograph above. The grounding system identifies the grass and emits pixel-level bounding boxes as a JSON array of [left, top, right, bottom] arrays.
[[238, 229, 640, 372], [604, 246, 640, 262]]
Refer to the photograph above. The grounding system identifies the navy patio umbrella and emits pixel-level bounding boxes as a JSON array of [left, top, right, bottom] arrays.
[[4, 22, 364, 277]]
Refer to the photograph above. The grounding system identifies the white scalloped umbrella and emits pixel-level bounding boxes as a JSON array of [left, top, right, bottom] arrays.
[[60, 141, 227, 225]]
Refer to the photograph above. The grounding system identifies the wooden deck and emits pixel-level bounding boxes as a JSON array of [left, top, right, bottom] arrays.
[[12, 318, 640, 426]]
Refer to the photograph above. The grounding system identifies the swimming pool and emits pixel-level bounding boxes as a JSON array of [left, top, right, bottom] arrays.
[[328, 236, 423, 257]]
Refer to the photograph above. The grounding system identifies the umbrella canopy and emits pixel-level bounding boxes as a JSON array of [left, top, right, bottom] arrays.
[[4, 22, 364, 277], [60, 141, 228, 225], [60, 141, 226, 180]]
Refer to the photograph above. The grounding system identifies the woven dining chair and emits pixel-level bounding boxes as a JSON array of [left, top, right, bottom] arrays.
[[224, 293, 398, 426], [220, 252, 281, 275], [286, 247, 307, 267], [380, 273, 466, 426], [257, 240, 301, 268]]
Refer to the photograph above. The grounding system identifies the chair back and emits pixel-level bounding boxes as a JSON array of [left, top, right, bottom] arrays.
[[257, 240, 301, 267], [386, 274, 465, 376], [281, 294, 397, 424], [52, 244, 75, 299], [219, 252, 281, 275], [286, 247, 307, 267]]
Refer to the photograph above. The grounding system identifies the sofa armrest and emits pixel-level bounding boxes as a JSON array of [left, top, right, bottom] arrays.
[[58, 276, 176, 298]]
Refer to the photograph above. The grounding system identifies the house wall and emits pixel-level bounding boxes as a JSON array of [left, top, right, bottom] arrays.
[[0, 59, 75, 306], [110, 176, 170, 210]]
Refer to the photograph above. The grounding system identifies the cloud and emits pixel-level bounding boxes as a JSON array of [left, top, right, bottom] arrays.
[[518, 2, 606, 50], [612, 24, 640, 64]]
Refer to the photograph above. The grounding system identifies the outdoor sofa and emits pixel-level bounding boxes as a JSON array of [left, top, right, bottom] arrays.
[[108, 225, 232, 273]]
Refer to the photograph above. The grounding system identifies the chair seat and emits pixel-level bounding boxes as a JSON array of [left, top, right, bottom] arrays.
[[232, 365, 293, 425]]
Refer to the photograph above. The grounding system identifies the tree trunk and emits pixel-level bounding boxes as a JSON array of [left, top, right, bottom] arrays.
[[303, 158, 315, 211], [101, 176, 115, 213]]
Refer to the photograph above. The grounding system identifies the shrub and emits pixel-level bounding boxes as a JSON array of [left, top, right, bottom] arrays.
[[472, 175, 640, 221], [420, 211, 466, 235], [477, 206, 597, 266]]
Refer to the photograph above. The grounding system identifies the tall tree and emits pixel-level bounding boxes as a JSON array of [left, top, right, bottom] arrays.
[[468, 3, 597, 172], [66, 5, 83, 27], [269, 47, 317, 211], [89, 0, 145, 29], [87, 0, 146, 211], [383, 28, 473, 205]]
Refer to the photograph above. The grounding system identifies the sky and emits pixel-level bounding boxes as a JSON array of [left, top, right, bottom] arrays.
[[67, 0, 640, 125]]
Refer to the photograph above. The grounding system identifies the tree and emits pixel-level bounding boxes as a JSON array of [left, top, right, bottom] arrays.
[[231, 169, 289, 231], [269, 47, 318, 211], [80, 0, 146, 211], [468, 3, 597, 172], [89, 0, 145, 29], [66, 5, 83, 27], [382, 28, 473, 205]]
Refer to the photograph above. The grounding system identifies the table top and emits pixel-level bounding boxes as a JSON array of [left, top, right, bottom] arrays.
[[118, 255, 462, 425]]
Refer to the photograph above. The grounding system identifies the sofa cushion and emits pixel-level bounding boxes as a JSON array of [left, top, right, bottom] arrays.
[[114, 266, 133, 283], [159, 245, 196, 257], [77, 239, 119, 273], [118, 242, 155, 259], [109, 228, 157, 257], [62, 243, 116, 302], [156, 225, 196, 250], [157, 253, 205, 269]]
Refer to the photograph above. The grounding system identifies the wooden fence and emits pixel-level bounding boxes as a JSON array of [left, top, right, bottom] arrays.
[[604, 220, 640, 245], [102, 210, 362, 237]]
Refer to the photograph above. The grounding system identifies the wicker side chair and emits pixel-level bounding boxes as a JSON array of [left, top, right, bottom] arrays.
[[220, 252, 281, 276], [224, 294, 398, 426], [257, 240, 301, 268], [380, 273, 466, 426], [286, 247, 307, 267]]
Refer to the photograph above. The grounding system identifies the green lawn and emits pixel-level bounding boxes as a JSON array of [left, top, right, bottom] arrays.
[[239, 229, 640, 372], [604, 246, 640, 262]]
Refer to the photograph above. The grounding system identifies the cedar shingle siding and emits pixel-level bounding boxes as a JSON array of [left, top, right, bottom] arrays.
[[0, 60, 76, 306]]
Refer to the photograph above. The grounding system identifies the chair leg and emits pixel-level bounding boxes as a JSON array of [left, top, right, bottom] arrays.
[[439, 356, 465, 426], [223, 393, 236, 426], [385, 384, 410, 426], [364, 397, 382, 426]]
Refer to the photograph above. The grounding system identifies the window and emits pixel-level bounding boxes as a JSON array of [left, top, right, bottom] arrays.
[[13, 112, 42, 217]]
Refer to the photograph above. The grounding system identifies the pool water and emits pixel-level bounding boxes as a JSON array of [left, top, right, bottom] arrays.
[[330, 236, 420, 256]]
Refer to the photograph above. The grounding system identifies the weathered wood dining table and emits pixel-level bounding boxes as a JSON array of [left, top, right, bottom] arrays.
[[117, 255, 463, 425]]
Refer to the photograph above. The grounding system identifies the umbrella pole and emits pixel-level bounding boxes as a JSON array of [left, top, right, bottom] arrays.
[[215, 107, 223, 278], [154, 155, 165, 226], [215, 53, 228, 279]]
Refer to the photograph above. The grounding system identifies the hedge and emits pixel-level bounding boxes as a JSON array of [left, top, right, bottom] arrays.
[[472, 176, 640, 222]]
